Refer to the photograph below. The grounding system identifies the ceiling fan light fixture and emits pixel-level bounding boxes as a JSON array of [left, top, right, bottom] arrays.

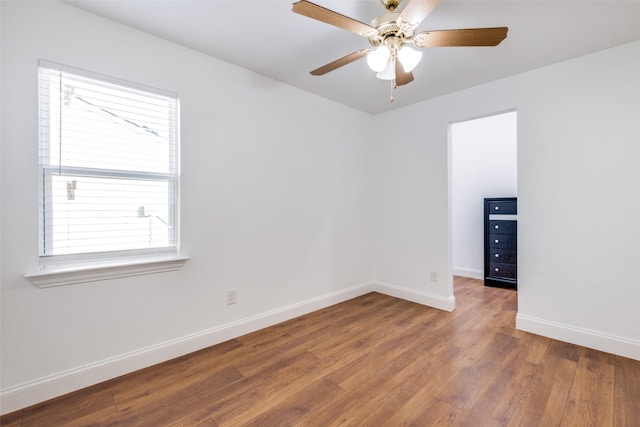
[[376, 59, 396, 80], [398, 45, 422, 72], [366, 45, 391, 72], [292, 0, 509, 99]]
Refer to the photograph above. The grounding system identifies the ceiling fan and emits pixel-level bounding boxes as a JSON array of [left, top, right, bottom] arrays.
[[292, 0, 508, 100]]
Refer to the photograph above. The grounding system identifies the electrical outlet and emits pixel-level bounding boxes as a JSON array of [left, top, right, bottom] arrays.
[[226, 289, 237, 305], [430, 271, 438, 282]]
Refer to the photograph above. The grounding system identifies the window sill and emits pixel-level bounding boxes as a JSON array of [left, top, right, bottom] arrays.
[[25, 255, 190, 288]]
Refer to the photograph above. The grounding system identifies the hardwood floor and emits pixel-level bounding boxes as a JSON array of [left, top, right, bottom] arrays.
[[3, 277, 639, 426]]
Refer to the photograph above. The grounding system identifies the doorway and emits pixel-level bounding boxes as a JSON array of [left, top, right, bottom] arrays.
[[450, 111, 517, 285]]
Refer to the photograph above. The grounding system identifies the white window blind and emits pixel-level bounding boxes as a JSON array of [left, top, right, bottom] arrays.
[[38, 60, 179, 260]]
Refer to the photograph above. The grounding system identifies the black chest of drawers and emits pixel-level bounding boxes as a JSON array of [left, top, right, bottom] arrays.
[[484, 197, 517, 288]]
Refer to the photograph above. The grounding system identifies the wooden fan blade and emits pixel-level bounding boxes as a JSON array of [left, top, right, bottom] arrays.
[[292, 1, 377, 37], [395, 59, 414, 86], [310, 49, 370, 76], [414, 27, 508, 47], [400, 0, 441, 26]]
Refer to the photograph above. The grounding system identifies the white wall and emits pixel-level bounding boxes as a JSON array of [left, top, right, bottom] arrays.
[[372, 41, 640, 360], [451, 111, 517, 279], [0, 1, 373, 413]]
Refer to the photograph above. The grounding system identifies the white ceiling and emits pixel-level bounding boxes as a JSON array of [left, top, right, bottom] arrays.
[[63, 0, 640, 115]]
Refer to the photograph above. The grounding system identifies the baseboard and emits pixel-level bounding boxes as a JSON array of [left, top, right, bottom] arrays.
[[1, 280, 458, 414], [0, 281, 374, 415], [373, 281, 456, 312], [516, 313, 640, 361], [452, 267, 483, 280]]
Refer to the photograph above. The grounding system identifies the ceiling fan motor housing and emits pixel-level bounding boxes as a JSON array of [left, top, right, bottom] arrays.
[[369, 12, 416, 48]]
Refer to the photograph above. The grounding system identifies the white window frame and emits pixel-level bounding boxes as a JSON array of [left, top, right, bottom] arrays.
[[26, 60, 188, 287]]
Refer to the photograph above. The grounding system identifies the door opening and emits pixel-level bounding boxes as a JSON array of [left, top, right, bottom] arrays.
[[450, 111, 517, 290]]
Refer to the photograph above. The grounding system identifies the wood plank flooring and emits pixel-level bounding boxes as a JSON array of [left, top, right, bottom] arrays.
[[3, 277, 639, 426]]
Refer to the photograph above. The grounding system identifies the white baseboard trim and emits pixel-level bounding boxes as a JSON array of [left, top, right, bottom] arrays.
[[1, 280, 457, 415], [516, 314, 640, 361], [0, 281, 374, 415], [452, 267, 483, 280], [373, 281, 456, 312]]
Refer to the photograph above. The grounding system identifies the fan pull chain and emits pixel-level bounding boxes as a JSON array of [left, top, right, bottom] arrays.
[[389, 79, 395, 102]]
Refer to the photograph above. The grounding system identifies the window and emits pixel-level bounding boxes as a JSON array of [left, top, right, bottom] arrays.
[[37, 60, 179, 265]]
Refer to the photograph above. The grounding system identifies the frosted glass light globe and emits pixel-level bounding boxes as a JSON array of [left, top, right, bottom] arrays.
[[376, 60, 396, 80], [398, 46, 422, 72], [367, 45, 391, 73]]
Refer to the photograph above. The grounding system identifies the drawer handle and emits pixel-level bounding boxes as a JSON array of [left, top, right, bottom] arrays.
[[494, 268, 500, 272], [494, 225, 499, 229], [494, 239, 499, 243], [495, 254, 499, 258], [494, 206, 500, 211]]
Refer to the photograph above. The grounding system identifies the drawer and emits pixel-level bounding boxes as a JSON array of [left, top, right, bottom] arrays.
[[488, 200, 517, 214], [488, 234, 516, 249], [489, 220, 517, 234], [489, 249, 516, 264], [489, 262, 517, 279], [489, 235, 516, 249]]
